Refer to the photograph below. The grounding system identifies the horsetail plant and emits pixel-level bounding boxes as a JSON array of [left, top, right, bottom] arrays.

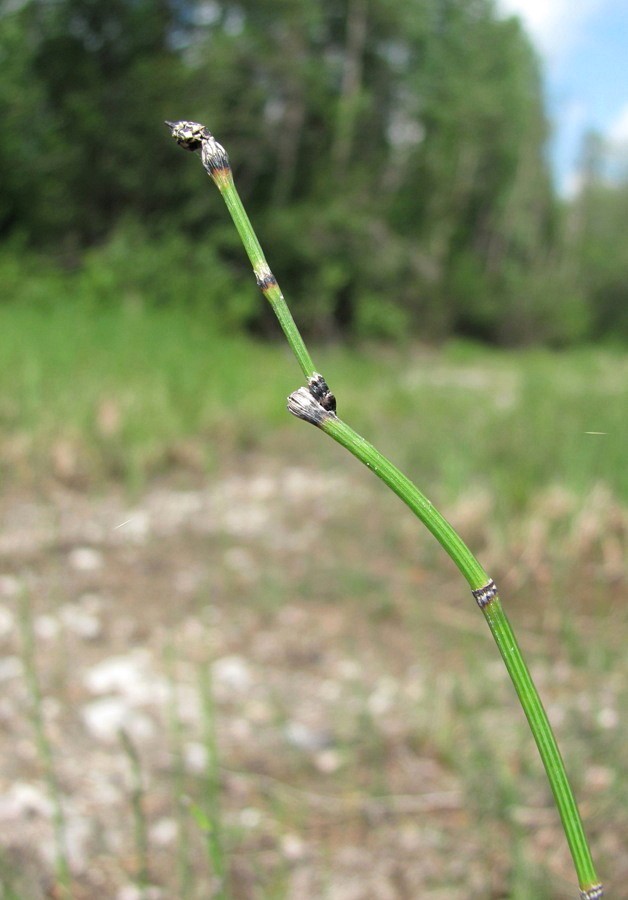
[[166, 119, 603, 899]]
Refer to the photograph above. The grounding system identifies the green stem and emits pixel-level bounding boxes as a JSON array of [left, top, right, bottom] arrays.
[[18, 590, 73, 899], [119, 728, 151, 891], [219, 177, 315, 379], [164, 120, 314, 379], [166, 120, 602, 899], [316, 409, 600, 896]]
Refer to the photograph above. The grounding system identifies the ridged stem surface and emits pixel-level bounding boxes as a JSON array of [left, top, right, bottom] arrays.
[[166, 119, 602, 898]]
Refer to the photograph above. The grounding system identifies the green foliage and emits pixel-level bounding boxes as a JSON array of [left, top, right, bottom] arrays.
[[0, 223, 257, 328], [0, 0, 624, 343], [80, 221, 258, 328], [0, 296, 625, 504], [0, 0, 201, 243], [574, 177, 628, 340]]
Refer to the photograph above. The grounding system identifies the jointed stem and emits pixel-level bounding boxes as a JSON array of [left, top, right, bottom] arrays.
[[165, 120, 315, 380], [315, 405, 600, 896], [220, 181, 316, 379], [166, 120, 602, 898]]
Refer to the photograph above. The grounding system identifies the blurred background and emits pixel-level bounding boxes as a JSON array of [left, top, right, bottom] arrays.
[[0, 0, 626, 897], [2, 0, 628, 344]]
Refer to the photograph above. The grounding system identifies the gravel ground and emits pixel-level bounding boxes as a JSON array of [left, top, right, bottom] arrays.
[[0, 461, 624, 898]]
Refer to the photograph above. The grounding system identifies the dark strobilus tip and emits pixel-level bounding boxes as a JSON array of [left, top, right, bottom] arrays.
[[165, 120, 209, 152], [165, 119, 232, 177]]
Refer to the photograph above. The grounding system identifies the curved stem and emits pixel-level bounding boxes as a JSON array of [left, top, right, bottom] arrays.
[[316, 409, 601, 897], [164, 119, 315, 380], [166, 120, 602, 898]]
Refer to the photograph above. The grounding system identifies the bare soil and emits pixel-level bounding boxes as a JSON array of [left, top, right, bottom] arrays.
[[0, 458, 624, 899]]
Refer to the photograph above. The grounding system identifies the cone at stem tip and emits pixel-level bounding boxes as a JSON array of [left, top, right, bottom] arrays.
[[165, 119, 231, 177], [165, 120, 210, 151], [166, 117, 603, 896]]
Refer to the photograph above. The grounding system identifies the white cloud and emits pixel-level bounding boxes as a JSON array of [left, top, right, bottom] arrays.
[[498, 0, 607, 66], [607, 103, 628, 145], [562, 169, 584, 199]]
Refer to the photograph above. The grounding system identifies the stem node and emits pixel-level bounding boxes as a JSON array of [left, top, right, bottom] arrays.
[[580, 886, 604, 900], [472, 578, 498, 609], [287, 387, 335, 427], [168, 118, 602, 897]]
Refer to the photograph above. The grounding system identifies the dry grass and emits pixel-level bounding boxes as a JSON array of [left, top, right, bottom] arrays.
[[0, 305, 625, 896], [0, 458, 625, 898]]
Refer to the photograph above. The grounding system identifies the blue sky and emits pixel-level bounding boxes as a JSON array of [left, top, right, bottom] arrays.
[[498, 0, 628, 193]]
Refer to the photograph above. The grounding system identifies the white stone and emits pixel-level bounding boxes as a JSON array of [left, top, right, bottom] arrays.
[[0, 656, 23, 682], [183, 741, 208, 774], [34, 615, 60, 640], [212, 655, 252, 692], [81, 697, 155, 743], [150, 817, 178, 847], [117, 886, 163, 900], [84, 651, 152, 697], [68, 547, 104, 571], [0, 575, 20, 597], [597, 707, 619, 730], [367, 677, 398, 716], [284, 721, 331, 752], [239, 807, 262, 829], [314, 749, 342, 774], [114, 511, 150, 542], [281, 833, 306, 860], [0, 782, 53, 820], [0, 604, 15, 637], [60, 603, 102, 640]]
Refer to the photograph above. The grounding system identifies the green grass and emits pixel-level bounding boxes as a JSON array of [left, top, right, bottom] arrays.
[[0, 300, 293, 486], [1, 299, 626, 511], [1, 298, 625, 895]]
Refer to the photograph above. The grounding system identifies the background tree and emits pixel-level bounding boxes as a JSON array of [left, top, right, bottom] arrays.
[[568, 131, 628, 340], [0, 0, 198, 246], [0, 0, 618, 345]]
